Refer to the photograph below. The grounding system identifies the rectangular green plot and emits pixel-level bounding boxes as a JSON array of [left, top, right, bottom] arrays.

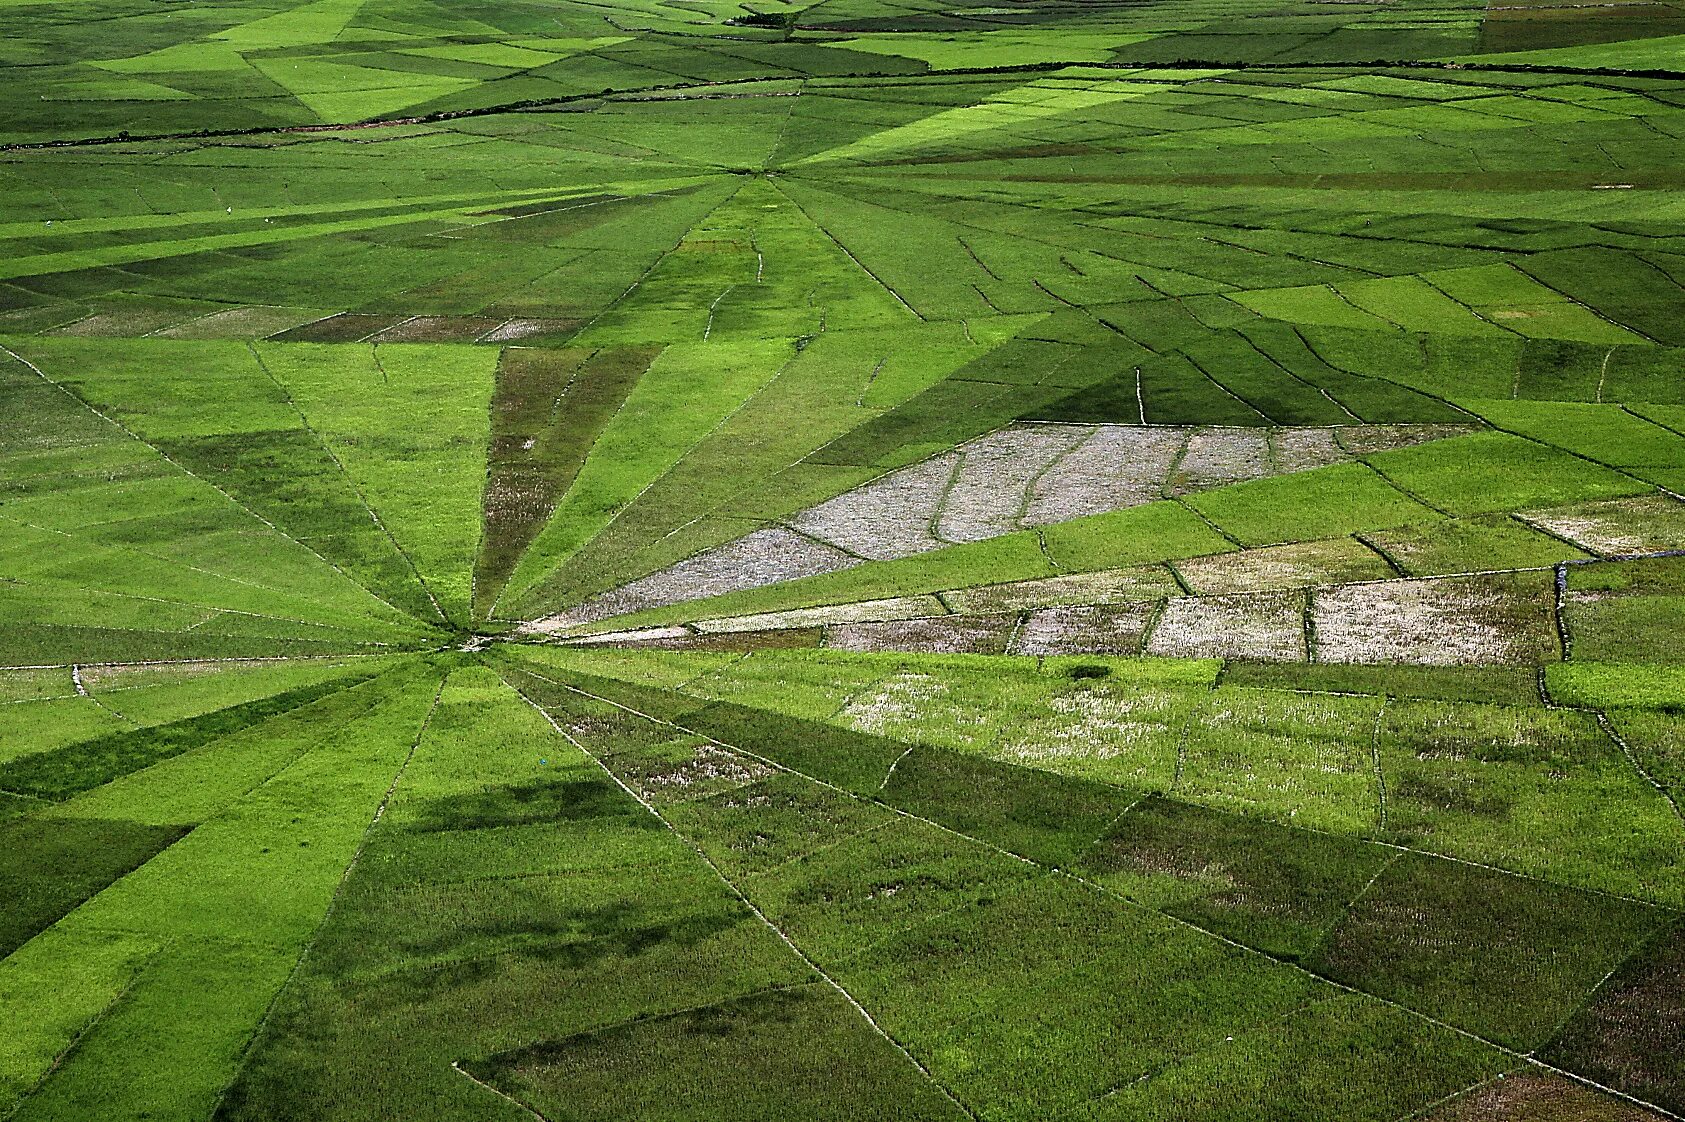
[[1233, 284, 1395, 332], [1565, 555, 1685, 665], [1138, 354, 1267, 426], [1078, 795, 1391, 960], [1338, 275, 1498, 336], [1309, 853, 1670, 1050], [1473, 399, 1685, 480], [838, 874, 1321, 1122], [1176, 686, 1384, 834], [0, 696, 131, 766], [882, 745, 1138, 866], [1549, 663, 1685, 711], [1368, 431, 1643, 517], [1185, 341, 1350, 425], [1185, 462, 1436, 547], [468, 985, 969, 1122], [1519, 248, 1685, 347], [1078, 992, 1504, 1122], [1378, 698, 1682, 905]]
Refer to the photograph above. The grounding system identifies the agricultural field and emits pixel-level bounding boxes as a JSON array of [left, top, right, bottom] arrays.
[[4, 0, 1685, 1117]]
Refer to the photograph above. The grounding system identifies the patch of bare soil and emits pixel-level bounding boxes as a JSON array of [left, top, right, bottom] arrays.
[[539, 528, 856, 630], [1419, 1071, 1667, 1122], [1312, 574, 1556, 665], [157, 305, 322, 340], [693, 595, 947, 634], [1012, 603, 1156, 655], [827, 613, 1017, 654], [1332, 423, 1481, 456], [1145, 591, 1307, 660], [368, 315, 503, 343], [1175, 539, 1394, 596], [1520, 494, 1685, 558], [270, 312, 400, 343], [936, 424, 1090, 543], [792, 452, 957, 559], [1271, 427, 1346, 472], [1168, 427, 1273, 494], [1022, 425, 1187, 525], [478, 318, 583, 344]]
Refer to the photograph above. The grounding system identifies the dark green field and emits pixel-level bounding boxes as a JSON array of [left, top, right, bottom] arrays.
[[2, 0, 1684, 1117]]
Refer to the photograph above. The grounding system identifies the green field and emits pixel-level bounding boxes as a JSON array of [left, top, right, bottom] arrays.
[[3, 0, 1685, 1117]]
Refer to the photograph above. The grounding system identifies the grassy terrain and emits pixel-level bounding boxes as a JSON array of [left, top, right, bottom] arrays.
[[4, 0, 1685, 1119]]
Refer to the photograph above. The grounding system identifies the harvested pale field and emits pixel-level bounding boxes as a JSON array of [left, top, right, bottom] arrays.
[[552, 623, 693, 644], [792, 451, 957, 559], [1019, 425, 1186, 524], [1419, 1070, 1666, 1122], [368, 315, 503, 343], [803, 422, 1469, 560], [538, 528, 855, 629], [268, 312, 400, 343], [1312, 574, 1557, 665], [1145, 591, 1308, 661], [944, 564, 1181, 613], [156, 306, 323, 340], [1270, 427, 1347, 472], [1011, 602, 1156, 655], [53, 307, 203, 337], [1167, 427, 1272, 494], [937, 424, 1091, 543], [556, 422, 1474, 633], [1174, 538, 1395, 596], [1519, 493, 1685, 557], [827, 612, 1016, 654], [478, 318, 581, 343], [691, 595, 947, 634], [1333, 424, 1481, 456]]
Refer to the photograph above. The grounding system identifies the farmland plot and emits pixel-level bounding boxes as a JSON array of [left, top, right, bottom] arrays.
[[8, 9, 1685, 1122]]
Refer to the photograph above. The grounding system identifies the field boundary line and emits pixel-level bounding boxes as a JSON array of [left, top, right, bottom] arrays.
[[204, 671, 446, 1120], [449, 1061, 551, 1122], [246, 341, 450, 627], [7, 61, 1685, 153], [1595, 711, 1685, 828], [878, 743, 917, 791], [518, 662, 1685, 1121], [496, 666, 984, 1122], [0, 343, 422, 632]]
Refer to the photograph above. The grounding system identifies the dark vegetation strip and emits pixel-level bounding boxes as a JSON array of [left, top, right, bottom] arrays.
[[0, 816, 192, 957], [10, 60, 1685, 153], [475, 346, 659, 618], [0, 673, 372, 801]]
